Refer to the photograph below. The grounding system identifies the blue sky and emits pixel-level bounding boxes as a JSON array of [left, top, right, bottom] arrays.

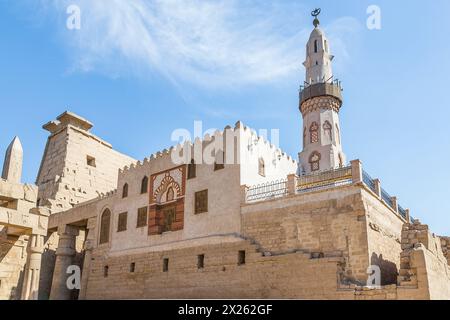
[[1, 0, 449, 234]]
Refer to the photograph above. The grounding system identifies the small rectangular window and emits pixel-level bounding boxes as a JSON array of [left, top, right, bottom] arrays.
[[104, 266, 109, 278], [195, 190, 208, 214], [163, 258, 169, 272], [87, 155, 96, 167], [130, 262, 136, 273], [238, 251, 246, 266], [137, 207, 148, 228], [198, 254, 205, 270], [117, 212, 128, 232]]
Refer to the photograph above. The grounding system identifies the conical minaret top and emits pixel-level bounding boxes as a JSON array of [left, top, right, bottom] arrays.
[[2, 136, 23, 183], [303, 8, 334, 85]]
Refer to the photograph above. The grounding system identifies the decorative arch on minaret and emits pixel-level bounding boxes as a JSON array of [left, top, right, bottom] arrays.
[[309, 151, 321, 172], [310, 122, 319, 143], [323, 121, 332, 142]]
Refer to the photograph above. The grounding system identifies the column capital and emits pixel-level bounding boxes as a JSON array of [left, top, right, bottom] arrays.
[[57, 224, 80, 237]]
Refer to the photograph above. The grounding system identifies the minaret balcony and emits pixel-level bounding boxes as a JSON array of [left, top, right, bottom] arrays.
[[299, 81, 343, 106]]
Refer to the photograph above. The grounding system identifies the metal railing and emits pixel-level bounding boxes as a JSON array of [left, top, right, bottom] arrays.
[[297, 166, 352, 193], [244, 163, 414, 224], [362, 170, 376, 194], [246, 179, 288, 203], [398, 205, 407, 220], [381, 188, 393, 208], [362, 169, 410, 222]]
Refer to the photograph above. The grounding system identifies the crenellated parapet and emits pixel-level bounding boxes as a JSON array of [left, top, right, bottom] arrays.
[[118, 120, 297, 181]]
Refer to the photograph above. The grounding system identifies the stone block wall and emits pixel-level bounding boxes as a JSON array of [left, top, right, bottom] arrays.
[[241, 185, 371, 283], [353, 285, 398, 300], [363, 188, 404, 285], [0, 232, 27, 300], [85, 236, 354, 300], [397, 221, 450, 300]]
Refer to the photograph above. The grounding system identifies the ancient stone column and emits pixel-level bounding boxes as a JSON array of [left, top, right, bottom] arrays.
[[21, 234, 44, 300], [79, 218, 96, 300], [49, 225, 79, 300]]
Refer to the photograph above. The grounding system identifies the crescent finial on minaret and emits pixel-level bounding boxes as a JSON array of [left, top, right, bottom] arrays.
[[311, 8, 321, 27]]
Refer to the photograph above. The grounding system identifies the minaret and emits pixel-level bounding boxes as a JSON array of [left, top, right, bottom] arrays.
[[2, 136, 23, 183], [298, 9, 346, 175]]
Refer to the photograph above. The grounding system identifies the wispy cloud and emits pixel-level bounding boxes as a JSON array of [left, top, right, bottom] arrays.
[[34, 0, 362, 88]]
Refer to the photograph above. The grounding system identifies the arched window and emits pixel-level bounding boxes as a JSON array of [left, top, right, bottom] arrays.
[[188, 159, 196, 179], [258, 158, 265, 177], [314, 40, 318, 53], [309, 152, 321, 172], [166, 187, 175, 202], [310, 122, 319, 144], [324, 40, 328, 52], [99, 209, 111, 244], [323, 121, 332, 141], [141, 176, 148, 194], [122, 183, 128, 198]]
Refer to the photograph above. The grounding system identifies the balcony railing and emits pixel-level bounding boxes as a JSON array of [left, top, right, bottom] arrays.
[[246, 179, 288, 203], [362, 170, 409, 222], [381, 188, 393, 208], [362, 170, 376, 194], [297, 166, 352, 193], [398, 205, 407, 220], [243, 160, 417, 225]]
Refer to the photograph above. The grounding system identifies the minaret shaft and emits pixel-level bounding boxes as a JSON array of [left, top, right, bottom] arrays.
[[298, 11, 346, 175]]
